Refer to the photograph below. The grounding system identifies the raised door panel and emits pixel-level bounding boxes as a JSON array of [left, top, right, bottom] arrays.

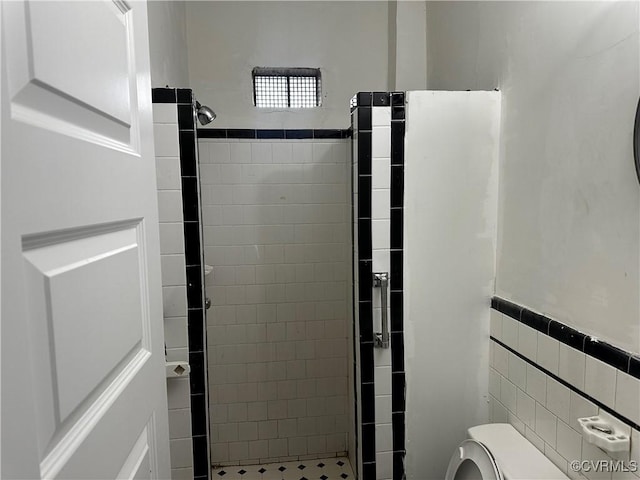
[[22, 222, 153, 466], [4, 0, 139, 149]]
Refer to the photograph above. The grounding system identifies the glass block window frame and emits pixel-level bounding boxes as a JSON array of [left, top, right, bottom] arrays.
[[252, 67, 321, 108]]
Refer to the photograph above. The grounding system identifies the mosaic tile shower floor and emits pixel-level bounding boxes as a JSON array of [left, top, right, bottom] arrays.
[[212, 457, 355, 480]]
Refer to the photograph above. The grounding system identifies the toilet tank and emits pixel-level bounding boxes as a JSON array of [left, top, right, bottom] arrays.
[[468, 424, 569, 479]]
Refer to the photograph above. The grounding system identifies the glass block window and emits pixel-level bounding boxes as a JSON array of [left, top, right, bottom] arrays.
[[253, 67, 321, 108]]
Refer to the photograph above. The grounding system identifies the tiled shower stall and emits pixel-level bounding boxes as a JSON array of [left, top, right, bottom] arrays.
[[194, 91, 496, 480], [198, 130, 353, 467]]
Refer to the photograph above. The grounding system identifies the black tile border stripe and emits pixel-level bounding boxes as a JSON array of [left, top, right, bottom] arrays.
[[584, 337, 631, 372], [181, 177, 199, 222], [357, 92, 372, 107], [192, 435, 209, 476], [361, 423, 377, 463], [491, 337, 640, 432], [349, 112, 361, 480], [361, 382, 375, 424], [154, 88, 211, 480], [152, 87, 176, 103], [389, 91, 406, 480], [197, 128, 351, 139], [492, 296, 640, 380], [189, 351, 206, 395], [152, 87, 193, 105], [391, 122, 404, 166], [186, 265, 203, 309], [354, 91, 405, 108], [357, 133, 372, 175], [178, 104, 195, 131], [357, 107, 372, 131], [256, 129, 285, 139], [179, 131, 197, 176], [177, 88, 192, 104], [362, 462, 376, 479], [352, 96, 376, 478], [372, 92, 390, 106], [631, 356, 640, 378]]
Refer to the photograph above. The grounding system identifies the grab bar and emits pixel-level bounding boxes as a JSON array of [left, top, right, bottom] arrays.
[[373, 272, 389, 348]]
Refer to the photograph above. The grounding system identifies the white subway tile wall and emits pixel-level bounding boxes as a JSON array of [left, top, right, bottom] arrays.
[[489, 310, 640, 480], [200, 138, 350, 466], [153, 103, 193, 480]]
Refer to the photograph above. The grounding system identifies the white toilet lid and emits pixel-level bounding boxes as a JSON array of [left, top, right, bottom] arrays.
[[445, 439, 503, 480]]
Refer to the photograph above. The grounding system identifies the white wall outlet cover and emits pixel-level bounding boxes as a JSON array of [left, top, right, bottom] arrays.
[[578, 410, 631, 454]]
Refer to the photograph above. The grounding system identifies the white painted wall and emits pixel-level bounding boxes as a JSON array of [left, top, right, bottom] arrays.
[[403, 91, 501, 479], [147, 0, 189, 88], [426, 1, 640, 353], [185, 1, 389, 129], [393, 1, 427, 91]]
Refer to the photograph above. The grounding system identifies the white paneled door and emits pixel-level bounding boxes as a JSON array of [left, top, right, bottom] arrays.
[[1, 1, 171, 479]]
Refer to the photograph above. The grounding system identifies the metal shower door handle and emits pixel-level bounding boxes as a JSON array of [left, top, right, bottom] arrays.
[[373, 272, 389, 348]]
